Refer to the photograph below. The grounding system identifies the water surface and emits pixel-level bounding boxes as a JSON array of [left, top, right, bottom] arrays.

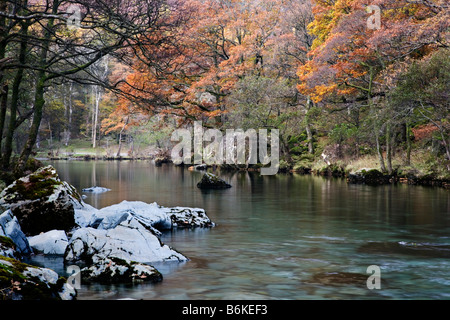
[[42, 161, 450, 300]]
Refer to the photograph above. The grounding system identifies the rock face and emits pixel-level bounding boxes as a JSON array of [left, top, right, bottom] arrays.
[[0, 209, 32, 255], [28, 230, 69, 255], [65, 217, 187, 264], [0, 166, 82, 236], [81, 256, 163, 284], [0, 256, 76, 300], [197, 173, 232, 190]]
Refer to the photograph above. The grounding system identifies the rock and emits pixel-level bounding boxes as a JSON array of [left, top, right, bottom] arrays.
[[197, 173, 232, 190], [163, 206, 215, 228], [347, 169, 391, 185], [80, 256, 163, 284], [307, 272, 369, 286], [0, 236, 18, 259], [82, 200, 214, 231], [82, 186, 111, 194], [86, 201, 169, 234], [28, 230, 69, 255], [0, 166, 82, 236], [188, 164, 208, 171], [64, 217, 187, 264], [0, 209, 32, 255], [0, 256, 76, 300]]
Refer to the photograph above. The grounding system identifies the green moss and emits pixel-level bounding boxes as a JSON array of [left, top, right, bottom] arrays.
[[0, 256, 62, 300], [5, 169, 62, 201], [0, 255, 35, 273], [0, 236, 15, 249]]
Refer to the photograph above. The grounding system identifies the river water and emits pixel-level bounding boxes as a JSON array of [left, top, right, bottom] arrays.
[[37, 161, 450, 300]]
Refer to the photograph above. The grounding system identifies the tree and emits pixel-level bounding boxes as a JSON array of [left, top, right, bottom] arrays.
[[0, 0, 189, 174], [390, 49, 450, 167], [297, 0, 449, 172]]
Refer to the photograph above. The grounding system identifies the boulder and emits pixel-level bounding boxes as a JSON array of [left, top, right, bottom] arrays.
[[162, 206, 215, 228], [64, 217, 187, 264], [83, 200, 215, 231], [88, 201, 169, 232], [0, 166, 82, 236], [82, 186, 111, 194], [80, 256, 163, 284], [347, 169, 391, 185], [0, 209, 32, 255], [0, 236, 18, 259], [197, 173, 232, 190], [0, 256, 76, 300], [28, 230, 69, 255]]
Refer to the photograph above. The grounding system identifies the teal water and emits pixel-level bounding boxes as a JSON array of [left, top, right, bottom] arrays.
[[45, 161, 450, 300]]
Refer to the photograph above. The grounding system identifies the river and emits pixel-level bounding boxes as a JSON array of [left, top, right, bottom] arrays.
[[32, 160, 450, 300]]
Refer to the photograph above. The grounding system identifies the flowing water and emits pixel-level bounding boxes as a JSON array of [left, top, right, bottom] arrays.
[[33, 161, 450, 300]]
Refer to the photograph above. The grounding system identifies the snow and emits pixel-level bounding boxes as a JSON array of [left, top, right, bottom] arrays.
[[65, 218, 187, 264], [28, 230, 69, 255], [0, 209, 32, 254]]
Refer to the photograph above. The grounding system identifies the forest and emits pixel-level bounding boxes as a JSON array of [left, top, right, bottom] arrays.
[[0, 0, 449, 182]]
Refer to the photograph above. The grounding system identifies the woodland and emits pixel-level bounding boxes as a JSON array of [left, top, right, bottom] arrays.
[[0, 0, 448, 181]]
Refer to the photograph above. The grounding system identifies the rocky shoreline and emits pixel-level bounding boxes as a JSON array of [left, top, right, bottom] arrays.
[[0, 166, 215, 300], [188, 162, 450, 189]]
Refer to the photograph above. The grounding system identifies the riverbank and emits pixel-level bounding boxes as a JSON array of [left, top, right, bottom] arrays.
[[1, 149, 449, 192]]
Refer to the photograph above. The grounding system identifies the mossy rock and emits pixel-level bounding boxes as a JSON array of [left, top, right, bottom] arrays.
[[315, 165, 346, 177], [0, 166, 80, 236], [0, 236, 15, 250], [197, 173, 232, 189], [347, 169, 391, 185], [0, 255, 71, 300]]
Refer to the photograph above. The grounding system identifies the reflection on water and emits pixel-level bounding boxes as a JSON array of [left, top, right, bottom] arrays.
[[43, 160, 450, 300]]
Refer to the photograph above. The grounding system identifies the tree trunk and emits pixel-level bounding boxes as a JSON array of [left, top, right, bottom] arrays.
[[92, 87, 101, 148], [15, 0, 59, 174], [375, 128, 387, 173], [405, 122, 411, 166], [386, 122, 393, 174], [305, 96, 314, 154], [0, 1, 7, 156], [0, 85, 8, 157], [3, 21, 29, 169], [16, 76, 46, 173], [116, 116, 130, 157]]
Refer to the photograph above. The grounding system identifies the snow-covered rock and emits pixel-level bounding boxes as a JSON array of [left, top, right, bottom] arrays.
[[65, 216, 187, 264], [81, 256, 163, 284], [0, 209, 32, 255], [82, 186, 111, 194], [81, 200, 214, 232], [28, 230, 69, 255], [162, 206, 215, 228]]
